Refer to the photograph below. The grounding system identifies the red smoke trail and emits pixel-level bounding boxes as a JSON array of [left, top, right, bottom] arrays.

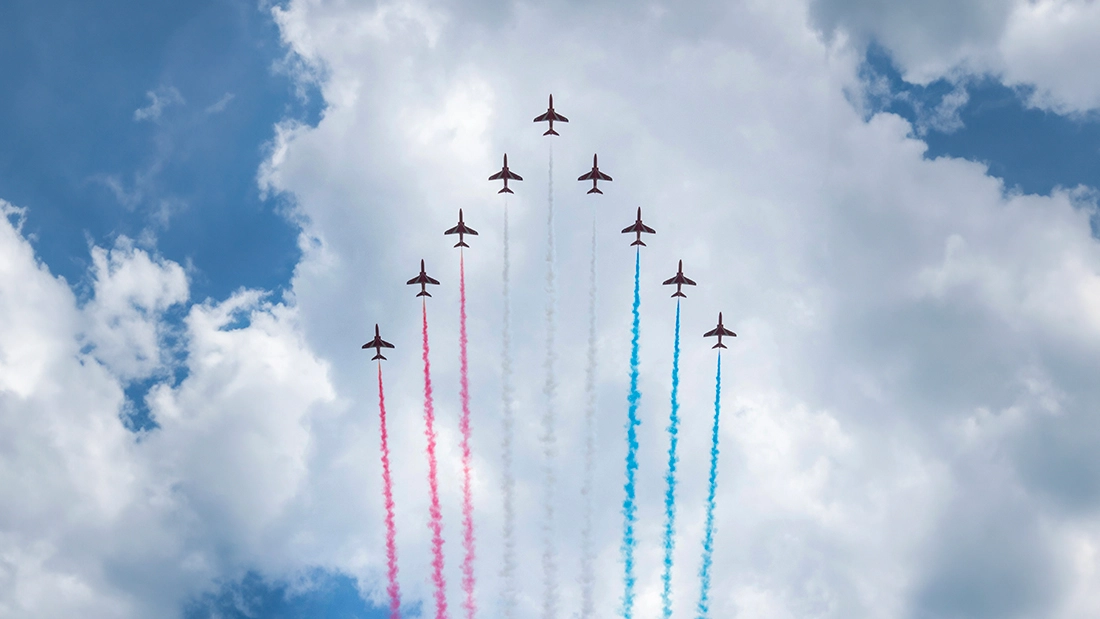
[[377, 363, 402, 619], [458, 251, 477, 619], [421, 300, 449, 619]]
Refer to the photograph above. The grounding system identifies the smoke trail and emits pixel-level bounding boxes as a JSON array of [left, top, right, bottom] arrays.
[[377, 363, 402, 619], [695, 354, 722, 619], [421, 300, 449, 619], [660, 300, 682, 619], [458, 252, 477, 619], [579, 216, 598, 619], [621, 249, 642, 619], [541, 139, 559, 619], [500, 203, 517, 619]]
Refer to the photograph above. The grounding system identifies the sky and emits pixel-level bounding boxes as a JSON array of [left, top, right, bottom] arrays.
[[2, 0, 1100, 618]]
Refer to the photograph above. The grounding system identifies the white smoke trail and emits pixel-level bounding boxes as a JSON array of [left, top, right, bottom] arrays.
[[500, 201, 517, 619], [579, 214, 598, 619], [541, 140, 559, 619]]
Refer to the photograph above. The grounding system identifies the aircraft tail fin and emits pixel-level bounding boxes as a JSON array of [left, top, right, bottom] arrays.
[[631, 239, 646, 247], [372, 352, 387, 361], [672, 291, 686, 298], [498, 187, 514, 194], [587, 187, 603, 194]]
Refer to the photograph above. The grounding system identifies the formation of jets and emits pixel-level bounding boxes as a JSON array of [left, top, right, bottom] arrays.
[[366, 94, 738, 359]]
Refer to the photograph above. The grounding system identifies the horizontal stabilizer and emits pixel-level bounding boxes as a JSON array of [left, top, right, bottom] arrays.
[[455, 241, 469, 248], [712, 342, 727, 349], [498, 187, 514, 194], [631, 239, 646, 247], [672, 291, 686, 298], [544, 128, 559, 136], [417, 290, 432, 297], [587, 187, 603, 194], [372, 352, 387, 361]]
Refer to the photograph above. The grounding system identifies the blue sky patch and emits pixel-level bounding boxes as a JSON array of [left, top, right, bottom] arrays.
[[184, 569, 391, 619], [859, 43, 1100, 199]]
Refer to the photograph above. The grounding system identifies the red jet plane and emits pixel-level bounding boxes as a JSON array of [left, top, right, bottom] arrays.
[[662, 260, 697, 298], [703, 313, 737, 349], [578, 153, 612, 194], [444, 209, 478, 248], [362, 324, 395, 361], [407, 259, 441, 297], [621, 207, 656, 247], [533, 94, 569, 136], [488, 153, 523, 194]]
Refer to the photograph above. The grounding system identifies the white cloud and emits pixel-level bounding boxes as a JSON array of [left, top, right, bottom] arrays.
[[133, 86, 185, 122], [204, 92, 236, 115], [811, 0, 1100, 113]]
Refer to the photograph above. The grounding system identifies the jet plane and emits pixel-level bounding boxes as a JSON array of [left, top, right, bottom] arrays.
[[488, 154, 523, 194], [362, 324, 395, 361], [621, 207, 656, 247], [444, 209, 478, 248], [577, 154, 612, 194], [407, 259, 441, 297], [703, 312, 737, 349], [662, 260, 697, 298], [533, 94, 569, 136]]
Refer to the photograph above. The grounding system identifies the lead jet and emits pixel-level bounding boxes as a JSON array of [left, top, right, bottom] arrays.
[[703, 312, 737, 349], [407, 259, 441, 297], [444, 209, 478, 248], [362, 324, 395, 360], [621, 207, 656, 247], [662, 260, 697, 298], [489, 154, 523, 194], [533, 94, 569, 136], [577, 154, 612, 194]]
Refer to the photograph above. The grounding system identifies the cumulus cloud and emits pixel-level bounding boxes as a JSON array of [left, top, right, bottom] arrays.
[[810, 0, 1100, 113], [5, 0, 1100, 617], [134, 86, 185, 122]]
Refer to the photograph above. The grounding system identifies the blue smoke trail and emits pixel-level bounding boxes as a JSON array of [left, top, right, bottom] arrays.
[[696, 354, 722, 619], [660, 300, 682, 619], [621, 249, 642, 619]]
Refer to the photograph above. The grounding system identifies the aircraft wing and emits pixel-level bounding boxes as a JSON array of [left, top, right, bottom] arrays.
[[488, 170, 505, 181], [427, 275, 441, 285], [641, 223, 656, 234], [465, 227, 479, 236], [506, 170, 523, 180], [533, 111, 551, 122], [444, 224, 461, 235], [663, 275, 679, 285], [406, 276, 421, 285], [578, 170, 597, 181], [683, 276, 697, 286], [703, 326, 721, 337], [381, 339, 395, 349], [597, 171, 613, 181], [621, 223, 639, 234]]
